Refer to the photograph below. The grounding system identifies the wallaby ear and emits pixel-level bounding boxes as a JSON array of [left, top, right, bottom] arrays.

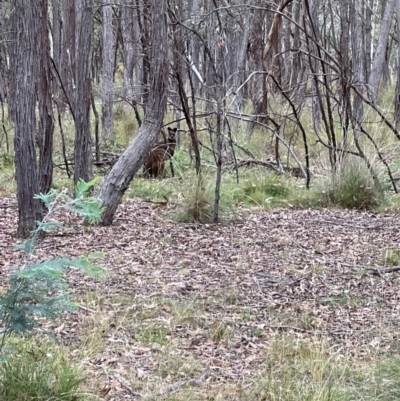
[[168, 127, 177, 133]]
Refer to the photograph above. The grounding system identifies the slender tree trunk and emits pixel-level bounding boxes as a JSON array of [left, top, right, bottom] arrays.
[[121, 0, 135, 102], [38, 0, 54, 195], [61, 0, 76, 109], [394, 0, 400, 124], [74, 0, 93, 185], [136, 0, 151, 106], [98, 0, 169, 225], [188, 0, 201, 94], [0, 0, 8, 106], [232, 1, 251, 109], [310, 0, 321, 136], [365, 0, 373, 82], [52, 0, 62, 100], [368, 0, 395, 100], [351, 0, 365, 126], [246, 0, 267, 136], [12, 0, 42, 238], [101, 0, 115, 146]]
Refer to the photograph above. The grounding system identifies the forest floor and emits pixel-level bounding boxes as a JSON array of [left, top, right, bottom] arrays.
[[1, 197, 400, 399]]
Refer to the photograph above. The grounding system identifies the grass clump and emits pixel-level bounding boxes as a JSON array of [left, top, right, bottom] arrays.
[[322, 158, 386, 210], [349, 356, 400, 401], [128, 177, 174, 201], [381, 248, 400, 266], [246, 337, 349, 401], [225, 171, 318, 209], [240, 173, 291, 207], [174, 175, 215, 223], [0, 339, 88, 400]]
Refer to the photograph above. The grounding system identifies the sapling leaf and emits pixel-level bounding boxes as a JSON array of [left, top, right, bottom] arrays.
[[75, 177, 100, 197], [0, 180, 107, 349], [36, 221, 65, 232]]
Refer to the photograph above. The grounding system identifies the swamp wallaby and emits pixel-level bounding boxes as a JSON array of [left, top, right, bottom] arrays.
[[144, 127, 177, 177]]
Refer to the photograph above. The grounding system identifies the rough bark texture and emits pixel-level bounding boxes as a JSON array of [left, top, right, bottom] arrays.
[[0, 0, 8, 105], [310, 0, 321, 136], [395, 0, 400, 124], [12, 0, 42, 238], [61, 0, 76, 108], [98, 0, 168, 225], [364, 0, 373, 82], [121, 0, 135, 102], [232, 2, 251, 109], [351, 0, 364, 126], [38, 0, 54, 195], [101, 0, 115, 145], [368, 0, 395, 99], [74, 0, 93, 185]]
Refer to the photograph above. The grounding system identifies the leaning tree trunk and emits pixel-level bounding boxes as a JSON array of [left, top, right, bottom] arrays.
[[97, 0, 168, 225], [12, 0, 42, 238], [73, 0, 93, 186], [101, 0, 115, 146]]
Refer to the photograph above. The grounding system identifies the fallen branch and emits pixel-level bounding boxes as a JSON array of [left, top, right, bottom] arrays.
[[224, 158, 279, 172]]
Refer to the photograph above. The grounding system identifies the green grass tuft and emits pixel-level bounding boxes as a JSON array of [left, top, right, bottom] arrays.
[[174, 174, 215, 223], [0, 339, 89, 401], [322, 158, 387, 210]]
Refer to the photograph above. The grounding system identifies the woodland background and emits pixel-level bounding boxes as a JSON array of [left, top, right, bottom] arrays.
[[1, 0, 400, 399], [2, 0, 400, 235]]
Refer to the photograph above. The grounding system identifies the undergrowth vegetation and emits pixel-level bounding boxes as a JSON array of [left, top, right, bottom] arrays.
[[0, 338, 88, 401], [0, 180, 105, 398], [1, 98, 400, 398], [322, 157, 387, 210]]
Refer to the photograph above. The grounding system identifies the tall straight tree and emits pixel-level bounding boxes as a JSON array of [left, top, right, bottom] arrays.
[[11, 0, 42, 238], [38, 0, 54, 195], [395, 0, 400, 124], [101, 0, 115, 145], [98, 0, 169, 225], [121, 0, 135, 103], [74, 0, 93, 185], [368, 0, 395, 100], [60, 0, 76, 109]]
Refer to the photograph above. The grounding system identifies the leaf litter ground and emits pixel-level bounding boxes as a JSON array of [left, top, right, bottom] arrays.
[[1, 197, 400, 399]]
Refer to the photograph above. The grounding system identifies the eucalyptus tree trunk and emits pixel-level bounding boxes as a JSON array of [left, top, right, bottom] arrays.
[[121, 0, 135, 102], [246, 0, 267, 136], [0, 0, 9, 152], [38, 0, 54, 195], [351, 0, 364, 127], [205, 0, 217, 113], [12, 0, 42, 238], [291, 0, 302, 97], [364, 0, 373, 82], [231, 1, 251, 110], [188, 0, 202, 94], [136, 0, 151, 106], [368, 0, 395, 100], [61, 0, 76, 109], [74, 0, 93, 185], [52, 0, 62, 100], [394, 0, 400, 124], [98, 0, 169, 225], [310, 0, 321, 136], [0, 0, 8, 104], [101, 0, 115, 146]]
